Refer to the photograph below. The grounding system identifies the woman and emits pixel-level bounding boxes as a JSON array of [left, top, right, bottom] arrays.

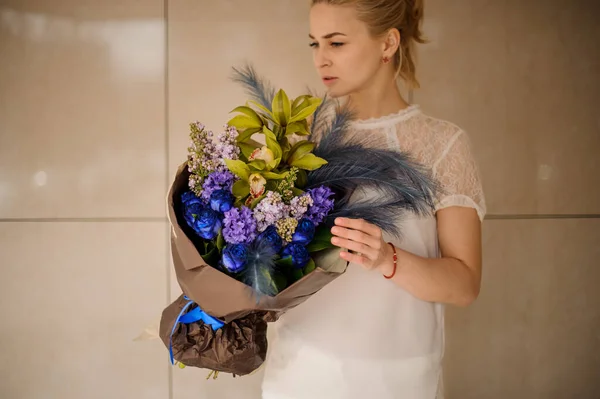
[[261, 1, 486, 398]]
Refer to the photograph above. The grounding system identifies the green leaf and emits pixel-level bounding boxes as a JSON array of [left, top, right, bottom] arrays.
[[289, 97, 322, 123], [263, 126, 282, 164], [230, 105, 263, 126], [236, 127, 261, 143], [227, 115, 263, 130], [280, 136, 292, 160], [200, 244, 220, 265], [287, 140, 316, 164], [239, 142, 259, 160], [273, 272, 287, 292], [275, 256, 294, 269], [289, 153, 328, 171], [307, 226, 335, 253], [262, 170, 288, 180], [248, 160, 266, 171], [272, 89, 292, 126], [266, 158, 280, 171], [307, 240, 336, 253], [303, 258, 316, 274], [248, 100, 276, 123], [224, 159, 250, 181], [296, 169, 308, 188], [290, 268, 304, 283], [314, 225, 334, 241], [286, 121, 310, 136], [249, 193, 266, 209], [291, 95, 310, 113], [216, 232, 225, 252], [232, 179, 250, 198]]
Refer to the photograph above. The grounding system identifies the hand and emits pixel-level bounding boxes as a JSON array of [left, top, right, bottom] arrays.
[[330, 217, 393, 274]]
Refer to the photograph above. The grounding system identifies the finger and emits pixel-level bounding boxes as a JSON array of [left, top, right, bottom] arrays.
[[330, 226, 380, 249], [339, 250, 372, 267], [331, 236, 377, 260], [335, 217, 382, 239]]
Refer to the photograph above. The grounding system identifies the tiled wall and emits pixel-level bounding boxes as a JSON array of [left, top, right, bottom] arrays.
[[1, 1, 598, 398], [418, 1, 600, 398]]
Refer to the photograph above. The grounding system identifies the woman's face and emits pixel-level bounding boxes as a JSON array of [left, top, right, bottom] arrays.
[[309, 3, 384, 98]]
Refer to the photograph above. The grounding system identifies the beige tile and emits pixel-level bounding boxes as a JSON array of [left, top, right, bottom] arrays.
[[414, 0, 510, 215], [167, 0, 323, 177], [0, 2, 166, 218], [443, 218, 600, 398], [503, 0, 600, 215], [0, 221, 169, 398], [172, 364, 265, 399], [416, 0, 600, 215]]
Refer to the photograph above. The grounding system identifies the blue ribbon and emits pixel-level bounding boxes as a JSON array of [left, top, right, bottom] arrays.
[[169, 295, 225, 365]]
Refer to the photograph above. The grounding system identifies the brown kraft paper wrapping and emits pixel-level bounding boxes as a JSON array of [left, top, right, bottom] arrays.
[[159, 162, 347, 374]]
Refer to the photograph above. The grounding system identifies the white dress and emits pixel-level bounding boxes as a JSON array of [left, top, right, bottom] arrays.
[[260, 105, 487, 399]]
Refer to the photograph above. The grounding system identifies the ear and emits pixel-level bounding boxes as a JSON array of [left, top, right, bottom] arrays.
[[382, 28, 401, 58]]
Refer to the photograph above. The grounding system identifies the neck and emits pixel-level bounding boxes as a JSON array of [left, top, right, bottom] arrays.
[[346, 71, 410, 121]]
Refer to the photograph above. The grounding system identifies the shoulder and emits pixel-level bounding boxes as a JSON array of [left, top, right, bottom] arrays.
[[397, 107, 474, 171], [413, 110, 469, 149]]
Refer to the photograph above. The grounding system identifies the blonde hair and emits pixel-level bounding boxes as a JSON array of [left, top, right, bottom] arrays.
[[311, 0, 426, 88]]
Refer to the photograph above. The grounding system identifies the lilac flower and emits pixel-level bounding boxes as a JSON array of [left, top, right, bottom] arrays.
[[223, 206, 257, 244], [214, 124, 240, 163], [305, 186, 335, 225], [201, 170, 236, 201], [253, 191, 289, 232], [288, 194, 314, 220]]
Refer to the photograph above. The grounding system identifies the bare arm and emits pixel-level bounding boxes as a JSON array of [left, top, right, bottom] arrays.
[[331, 206, 483, 307], [381, 206, 482, 306]]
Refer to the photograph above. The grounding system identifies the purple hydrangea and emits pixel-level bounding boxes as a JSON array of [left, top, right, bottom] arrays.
[[222, 206, 257, 245], [305, 186, 335, 225], [201, 170, 236, 201]]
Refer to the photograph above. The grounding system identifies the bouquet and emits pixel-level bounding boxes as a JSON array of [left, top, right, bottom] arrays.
[[159, 65, 439, 377]]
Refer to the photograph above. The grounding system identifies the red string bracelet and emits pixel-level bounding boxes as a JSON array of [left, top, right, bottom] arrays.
[[383, 242, 397, 279]]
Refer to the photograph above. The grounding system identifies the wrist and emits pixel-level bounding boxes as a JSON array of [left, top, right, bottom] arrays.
[[380, 242, 398, 279]]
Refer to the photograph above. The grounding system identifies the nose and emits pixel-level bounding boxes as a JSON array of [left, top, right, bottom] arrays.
[[313, 47, 331, 70]]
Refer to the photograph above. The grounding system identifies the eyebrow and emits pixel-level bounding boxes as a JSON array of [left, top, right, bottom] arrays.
[[308, 32, 347, 39]]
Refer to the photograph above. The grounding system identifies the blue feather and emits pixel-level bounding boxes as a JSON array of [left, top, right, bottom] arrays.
[[230, 64, 276, 110], [307, 105, 441, 237], [241, 239, 279, 300]]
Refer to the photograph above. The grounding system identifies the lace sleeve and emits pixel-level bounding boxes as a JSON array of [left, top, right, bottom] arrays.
[[432, 130, 486, 221]]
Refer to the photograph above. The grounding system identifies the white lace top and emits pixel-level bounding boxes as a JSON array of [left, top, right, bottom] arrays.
[[261, 105, 486, 399]]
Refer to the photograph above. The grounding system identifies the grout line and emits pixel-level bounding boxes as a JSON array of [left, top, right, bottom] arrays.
[[164, 1, 174, 398], [1, 214, 598, 223], [0, 217, 166, 223], [485, 214, 600, 220]]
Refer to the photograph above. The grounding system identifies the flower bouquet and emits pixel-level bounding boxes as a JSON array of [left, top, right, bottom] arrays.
[[159, 65, 439, 377]]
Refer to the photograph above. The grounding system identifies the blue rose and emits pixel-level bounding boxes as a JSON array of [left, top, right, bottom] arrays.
[[188, 206, 222, 240], [291, 218, 315, 246], [181, 191, 203, 207], [183, 201, 203, 229], [222, 243, 249, 273], [257, 225, 283, 253], [281, 243, 310, 269], [210, 189, 234, 213]]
